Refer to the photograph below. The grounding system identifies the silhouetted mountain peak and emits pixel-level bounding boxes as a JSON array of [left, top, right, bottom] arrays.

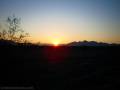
[[67, 41, 113, 46]]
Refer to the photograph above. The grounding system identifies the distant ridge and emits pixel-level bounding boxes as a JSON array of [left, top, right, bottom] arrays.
[[0, 39, 119, 46], [67, 40, 119, 46]]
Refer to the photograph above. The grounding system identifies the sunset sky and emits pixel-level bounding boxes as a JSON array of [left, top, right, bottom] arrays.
[[0, 0, 120, 44]]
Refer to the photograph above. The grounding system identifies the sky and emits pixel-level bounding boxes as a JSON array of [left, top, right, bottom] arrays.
[[0, 0, 120, 44]]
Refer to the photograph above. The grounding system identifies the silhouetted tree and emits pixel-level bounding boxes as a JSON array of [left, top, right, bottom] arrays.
[[0, 15, 29, 43]]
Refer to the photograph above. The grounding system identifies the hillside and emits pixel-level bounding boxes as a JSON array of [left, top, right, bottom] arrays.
[[0, 40, 120, 89]]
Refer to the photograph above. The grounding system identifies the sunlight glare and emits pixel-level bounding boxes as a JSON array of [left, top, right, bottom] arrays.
[[53, 40, 60, 46]]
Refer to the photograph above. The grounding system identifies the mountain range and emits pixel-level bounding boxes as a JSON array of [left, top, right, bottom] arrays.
[[67, 40, 118, 46]]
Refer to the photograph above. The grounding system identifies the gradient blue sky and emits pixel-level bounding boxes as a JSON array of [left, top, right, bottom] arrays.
[[0, 0, 120, 44]]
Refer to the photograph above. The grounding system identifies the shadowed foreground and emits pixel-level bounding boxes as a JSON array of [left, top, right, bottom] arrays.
[[0, 45, 119, 89]]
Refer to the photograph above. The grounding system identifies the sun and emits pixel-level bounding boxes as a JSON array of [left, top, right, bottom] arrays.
[[53, 40, 60, 46]]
